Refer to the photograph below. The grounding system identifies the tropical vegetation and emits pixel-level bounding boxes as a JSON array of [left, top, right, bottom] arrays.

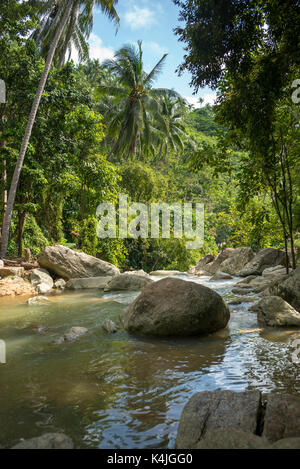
[[0, 0, 299, 271]]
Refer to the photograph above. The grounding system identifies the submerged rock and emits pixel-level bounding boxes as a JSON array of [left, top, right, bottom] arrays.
[[232, 287, 252, 296], [102, 319, 119, 333], [104, 273, 153, 292], [121, 277, 230, 337], [65, 276, 112, 290], [229, 297, 258, 305], [54, 326, 88, 344], [25, 324, 49, 333], [64, 326, 88, 342], [249, 296, 300, 327], [27, 295, 50, 305], [38, 245, 120, 280], [12, 433, 74, 449]]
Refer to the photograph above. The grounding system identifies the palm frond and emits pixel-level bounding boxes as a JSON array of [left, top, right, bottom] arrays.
[[144, 54, 168, 86]]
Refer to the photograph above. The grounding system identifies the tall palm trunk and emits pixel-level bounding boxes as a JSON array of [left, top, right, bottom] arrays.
[[58, 1, 80, 67], [0, 0, 73, 258], [0, 142, 7, 233]]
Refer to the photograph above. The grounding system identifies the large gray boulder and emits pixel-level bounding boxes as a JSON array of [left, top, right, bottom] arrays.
[[12, 433, 74, 449], [232, 268, 289, 296], [176, 390, 300, 449], [188, 254, 215, 275], [176, 390, 262, 449], [205, 248, 236, 275], [65, 276, 112, 290], [268, 265, 300, 312], [238, 248, 287, 277], [38, 245, 120, 280], [249, 296, 300, 327], [104, 272, 153, 292], [263, 393, 300, 442], [121, 278, 230, 337], [220, 247, 254, 275]]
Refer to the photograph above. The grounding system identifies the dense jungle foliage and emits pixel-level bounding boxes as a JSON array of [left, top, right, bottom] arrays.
[[0, 0, 299, 271]]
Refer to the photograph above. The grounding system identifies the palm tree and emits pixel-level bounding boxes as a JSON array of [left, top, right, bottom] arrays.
[[33, 0, 111, 67], [98, 41, 182, 158], [0, 0, 119, 257], [153, 94, 186, 167]]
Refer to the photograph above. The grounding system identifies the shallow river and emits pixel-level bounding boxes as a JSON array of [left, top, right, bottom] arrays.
[[0, 274, 299, 448]]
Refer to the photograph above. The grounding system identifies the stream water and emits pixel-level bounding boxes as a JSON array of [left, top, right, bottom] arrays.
[[0, 273, 299, 449]]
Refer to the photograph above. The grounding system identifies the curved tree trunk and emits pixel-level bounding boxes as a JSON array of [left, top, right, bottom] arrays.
[[0, 0, 73, 258]]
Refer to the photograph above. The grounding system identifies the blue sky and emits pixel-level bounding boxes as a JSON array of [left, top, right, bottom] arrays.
[[88, 0, 216, 108]]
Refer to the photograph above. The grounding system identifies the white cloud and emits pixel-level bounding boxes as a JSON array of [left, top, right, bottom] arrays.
[[185, 92, 217, 108], [70, 34, 114, 64], [185, 96, 202, 109], [143, 41, 168, 56], [124, 6, 156, 29], [201, 92, 217, 106], [89, 33, 115, 62]]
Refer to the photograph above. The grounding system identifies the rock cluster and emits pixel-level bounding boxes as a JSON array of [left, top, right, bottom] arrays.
[[176, 390, 300, 449]]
